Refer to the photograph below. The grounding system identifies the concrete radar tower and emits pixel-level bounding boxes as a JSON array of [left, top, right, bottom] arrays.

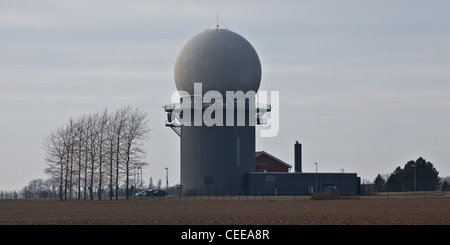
[[164, 26, 271, 195]]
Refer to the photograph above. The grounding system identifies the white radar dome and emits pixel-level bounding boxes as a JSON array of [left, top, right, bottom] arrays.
[[174, 29, 262, 96]]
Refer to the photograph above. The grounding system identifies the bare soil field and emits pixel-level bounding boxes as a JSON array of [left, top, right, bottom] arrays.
[[1, 196, 449, 225]]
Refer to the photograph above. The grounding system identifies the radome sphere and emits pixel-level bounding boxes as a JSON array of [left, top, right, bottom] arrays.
[[174, 29, 262, 95]]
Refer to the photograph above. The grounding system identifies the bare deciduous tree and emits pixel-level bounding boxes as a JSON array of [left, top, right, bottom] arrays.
[[96, 109, 108, 200], [43, 127, 67, 200], [120, 106, 150, 200], [42, 106, 150, 201]]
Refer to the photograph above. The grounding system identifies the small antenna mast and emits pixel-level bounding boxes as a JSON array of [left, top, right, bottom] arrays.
[[216, 11, 219, 29], [206, 13, 228, 30]]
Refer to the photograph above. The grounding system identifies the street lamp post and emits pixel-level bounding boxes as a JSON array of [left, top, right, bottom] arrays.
[[140, 168, 142, 190], [314, 163, 318, 194], [412, 164, 416, 193], [165, 167, 169, 194]]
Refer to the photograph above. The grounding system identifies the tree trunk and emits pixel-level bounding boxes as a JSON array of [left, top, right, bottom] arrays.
[[59, 162, 64, 201], [109, 150, 114, 201], [77, 143, 81, 201]]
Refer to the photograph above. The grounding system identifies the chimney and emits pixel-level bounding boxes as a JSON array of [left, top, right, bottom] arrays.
[[295, 140, 302, 173]]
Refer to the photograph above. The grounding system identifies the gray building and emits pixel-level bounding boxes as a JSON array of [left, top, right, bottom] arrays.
[[164, 26, 360, 195], [247, 172, 359, 195], [164, 28, 270, 195], [249, 141, 360, 195]]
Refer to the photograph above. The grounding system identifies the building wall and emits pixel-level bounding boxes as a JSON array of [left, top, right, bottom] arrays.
[[246, 172, 359, 195], [255, 154, 289, 172], [180, 105, 255, 195]]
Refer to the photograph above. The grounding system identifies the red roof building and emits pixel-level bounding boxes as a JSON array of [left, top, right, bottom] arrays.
[[255, 151, 292, 173]]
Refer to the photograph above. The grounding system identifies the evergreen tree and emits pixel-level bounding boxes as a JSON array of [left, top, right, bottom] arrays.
[[148, 177, 154, 189], [442, 180, 449, 191], [386, 166, 404, 192], [386, 157, 440, 192], [373, 174, 386, 192]]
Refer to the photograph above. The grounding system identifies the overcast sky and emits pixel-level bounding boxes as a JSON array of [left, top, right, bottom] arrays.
[[1, 0, 450, 190]]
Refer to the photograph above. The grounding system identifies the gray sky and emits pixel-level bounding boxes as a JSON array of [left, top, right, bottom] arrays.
[[1, 0, 450, 190]]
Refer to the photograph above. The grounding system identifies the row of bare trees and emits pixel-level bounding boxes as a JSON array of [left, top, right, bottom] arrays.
[[42, 106, 150, 201]]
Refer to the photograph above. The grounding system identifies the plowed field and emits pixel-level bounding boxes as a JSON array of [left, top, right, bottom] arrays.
[[1, 197, 449, 225]]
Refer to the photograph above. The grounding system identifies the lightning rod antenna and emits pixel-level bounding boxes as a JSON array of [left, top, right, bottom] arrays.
[[216, 12, 219, 29]]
